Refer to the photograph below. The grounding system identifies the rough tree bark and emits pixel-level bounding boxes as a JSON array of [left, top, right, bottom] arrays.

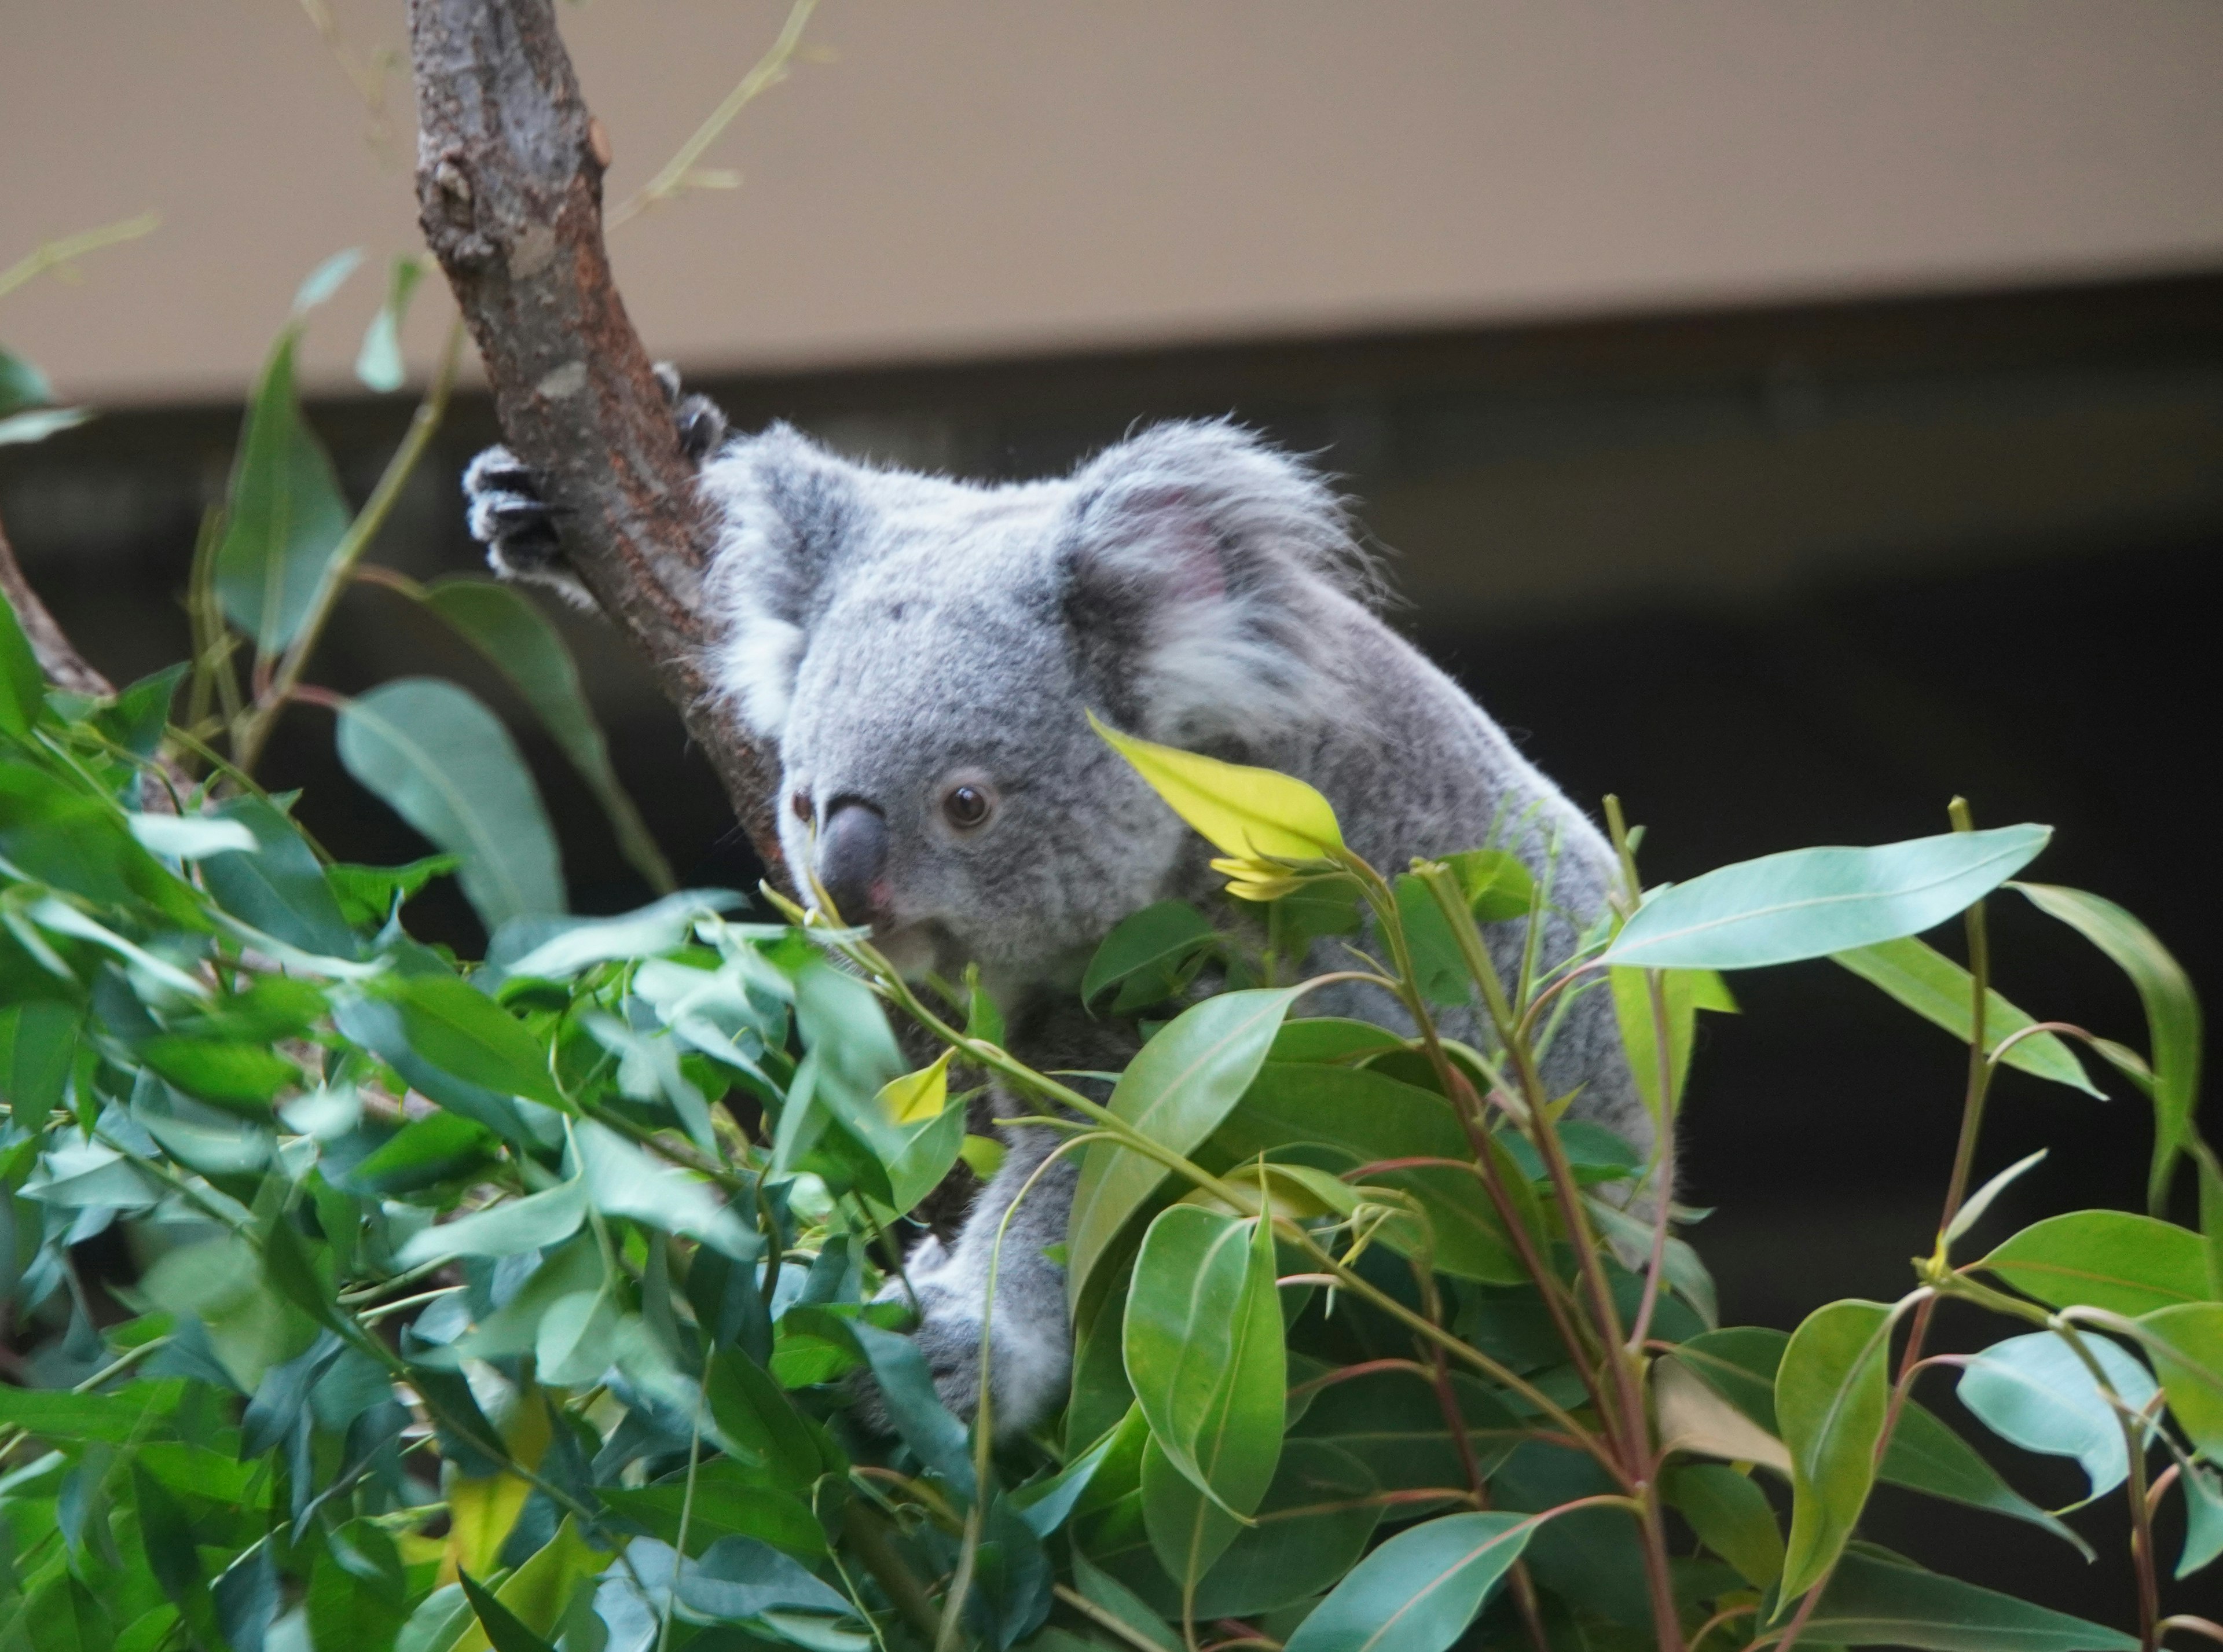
[[0, 512, 114, 698], [406, 0, 785, 877]]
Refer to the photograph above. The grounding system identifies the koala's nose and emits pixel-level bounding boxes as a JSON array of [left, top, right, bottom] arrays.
[[813, 799, 889, 927]]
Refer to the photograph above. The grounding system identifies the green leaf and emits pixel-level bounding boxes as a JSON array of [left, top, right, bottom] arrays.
[[0, 406, 93, 446], [393, 1179, 588, 1269], [1135, 1201, 1286, 1591], [1978, 1210, 2209, 1316], [1213, 1060, 1467, 1168], [1446, 847, 1535, 923], [1068, 986, 1303, 1309], [663, 1534, 853, 1624], [1602, 826, 2050, 970], [1804, 1548, 2136, 1651], [1124, 1204, 1278, 1507], [294, 247, 364, 311], [852, 1321, 972, 1496], [126, 812, 256, 860], [2137, 1304, 2223, 1460], [198, 794, 359, 959], [336, 678, 566, 934], [139, 1035, 297, 1111], [493, 889, 741, 979], [0, 1381, 185, 1445], [1675, 1326, 2087, 1554], [14, 1573, 115, 1652], [422, 578, 675, 893], [1956, 1330, 2155, 1498], [1394, 872, 1469, 1005], [214, 328, 350, 654], [599, 1469, 826, 1559], [355, 253, 427, 392], [2016, 883, 2203, 1214], [339, 1111, 496, 1195], [1776, 1298, 1895, 1598], [1189, 1440, 1378, 1618], [1832, 935, 2100, 1096], [704, 1348, 829, 1492], [0, 998, 79, 1114], [386, 972, 563, 1106], [0, 585, 50, 737], [1081, 900, 1217, 1014], [0, 346, 54, 417], [1281, 1510, 1534, 1652], [457, 1570, 556, 1652], [1664, 1463, 1782, 1588], [1943, 1147, 2049, 1248], [1611, 964, 1737, 1121], [129, 1463, 224, 1650], [577, 1119, 757, 1258], [1883, 1397, 2093, 1561], [326, 854, 456, 928], [2178, 1458, 2223, 1578]]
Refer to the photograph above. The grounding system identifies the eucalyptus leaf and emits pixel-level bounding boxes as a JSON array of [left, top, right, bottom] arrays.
[[1833, 935, 2099, 1097], [1068, 986, 1303, 1309], [1806, 1548, 2136, 1651], [1282, 1511, 1534, 1652], [1956, 1330, 2156, 1499], [1978, 1210, 2209, 1316], [336, 678, 566, 935], [214, 328, 349, 655], [2016, 883, 2203, 1214], [1604, 826, 2050, 970], [421, 578, 675, 893], [1775, 1298, 1895, 1598]]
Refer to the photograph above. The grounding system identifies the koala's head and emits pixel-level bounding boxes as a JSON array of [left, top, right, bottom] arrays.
[[702, 420, 1377, 990]]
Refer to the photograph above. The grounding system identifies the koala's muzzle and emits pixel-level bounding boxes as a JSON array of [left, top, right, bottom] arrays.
[[814, 799, 889, 927]]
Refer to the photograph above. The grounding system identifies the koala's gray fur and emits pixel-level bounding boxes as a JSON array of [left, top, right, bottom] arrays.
[[465, 380, 1647, 1438]]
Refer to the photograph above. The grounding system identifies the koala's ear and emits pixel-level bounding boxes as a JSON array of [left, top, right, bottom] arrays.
[[702, 424, 866, 742], [1061, 420, 1378, 743]]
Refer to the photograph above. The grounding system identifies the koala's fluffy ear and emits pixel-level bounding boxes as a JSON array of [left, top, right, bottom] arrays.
[[1061, 420, 1379, 743], [702, 424, 865, 743]]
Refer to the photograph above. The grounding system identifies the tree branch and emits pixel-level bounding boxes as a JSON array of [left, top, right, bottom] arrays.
[[0, 510, 113, 697], [406, 0, 784, 878]]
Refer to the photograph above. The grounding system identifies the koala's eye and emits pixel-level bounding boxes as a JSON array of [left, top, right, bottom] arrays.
[[790, 790, 812, 824], [942, 783, 995, 831]]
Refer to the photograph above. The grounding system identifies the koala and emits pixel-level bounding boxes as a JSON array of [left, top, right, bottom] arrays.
[[464, 373, 1647, 1437]]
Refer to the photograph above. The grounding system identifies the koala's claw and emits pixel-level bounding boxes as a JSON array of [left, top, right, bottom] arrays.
[[463, 445, 564, 578], [460, 365, 726, 593], [655, 361, 729, 464]]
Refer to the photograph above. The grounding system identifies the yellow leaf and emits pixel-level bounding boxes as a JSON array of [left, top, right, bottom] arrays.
[[443, 1470, 531, 1584], [878, 1048, 954, 1126], [440, 1376, 553, 1584], [1653, 1356, 1791, 1474], [450, 1517, 610, 1652], [1208, 857, 1312, 903], [1090, 711, 1342, 861]]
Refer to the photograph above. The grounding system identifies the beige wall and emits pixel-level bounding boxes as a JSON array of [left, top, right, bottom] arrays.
[[5, 1, 2222, 405]]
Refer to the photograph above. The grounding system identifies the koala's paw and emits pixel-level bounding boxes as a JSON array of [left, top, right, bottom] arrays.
[[653, 362, 729, 464], [463, 445, 566, 581]]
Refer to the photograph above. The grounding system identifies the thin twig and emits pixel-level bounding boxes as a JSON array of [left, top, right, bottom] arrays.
[[0, 213, 160, 303], [610, 0, 822, 225]]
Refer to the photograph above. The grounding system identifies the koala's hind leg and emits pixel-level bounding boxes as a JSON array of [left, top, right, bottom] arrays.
[[460, 363, 727, 602]]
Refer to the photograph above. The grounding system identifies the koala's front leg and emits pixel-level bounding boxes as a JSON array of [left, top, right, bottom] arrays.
[[461, 364, 727, 603], [899, 1101, 1079, 1436]]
